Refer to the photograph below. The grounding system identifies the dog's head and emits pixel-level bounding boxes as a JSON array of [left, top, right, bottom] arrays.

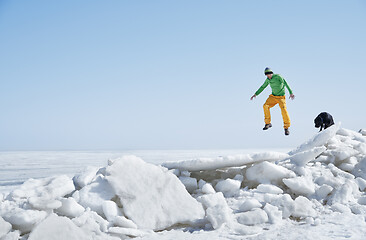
[[314, 116, 323, 128]]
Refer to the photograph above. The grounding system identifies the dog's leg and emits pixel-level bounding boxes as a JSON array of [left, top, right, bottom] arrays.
[[320, 125, 323, 132]]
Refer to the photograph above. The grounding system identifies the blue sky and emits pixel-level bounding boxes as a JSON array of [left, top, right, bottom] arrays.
[[0, 0, 365, 150]]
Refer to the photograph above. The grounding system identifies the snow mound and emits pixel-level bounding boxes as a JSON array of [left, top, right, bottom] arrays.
[[105, 155, 205, 230], [1, 124, 366, 239]]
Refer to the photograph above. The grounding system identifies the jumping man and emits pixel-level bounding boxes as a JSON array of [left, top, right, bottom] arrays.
[[250, 67, 295, 136]]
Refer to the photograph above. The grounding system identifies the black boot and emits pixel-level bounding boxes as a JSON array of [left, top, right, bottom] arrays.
[[263, 123, 272, 130], [284, 128, 290, 136]]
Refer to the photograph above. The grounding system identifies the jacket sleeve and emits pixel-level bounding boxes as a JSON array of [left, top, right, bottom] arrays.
[[255, 79, 269, 96], [283, 79, 293, 95]]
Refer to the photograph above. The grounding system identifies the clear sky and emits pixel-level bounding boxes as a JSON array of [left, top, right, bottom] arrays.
[[0, 0, 365, 151]]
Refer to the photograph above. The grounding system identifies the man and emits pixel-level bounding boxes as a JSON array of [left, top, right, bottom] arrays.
[[250, 67, 295, 136]]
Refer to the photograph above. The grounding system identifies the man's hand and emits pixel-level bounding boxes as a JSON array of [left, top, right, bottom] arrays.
[[250, 94, 256, 100], [289, 94, 295, 100]]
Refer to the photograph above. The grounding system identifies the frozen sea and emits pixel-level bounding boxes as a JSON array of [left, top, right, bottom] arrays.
[[2, 125, 366, 240], [0, 148, 290, 194]]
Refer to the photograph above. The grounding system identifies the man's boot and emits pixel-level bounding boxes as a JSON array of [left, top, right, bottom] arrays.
[[263, 123, 272, 130], [284, 128, 290, 136]]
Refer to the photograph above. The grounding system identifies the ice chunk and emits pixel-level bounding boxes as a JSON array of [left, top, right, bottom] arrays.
[[339, 162, 355, 172], [162, 155, 253, 171], [162, 152, 288, 172], [269, 194, 295, 219], [9, 175, 75, 210], [256, 184, 283, 194], [351, 204, 366, 215], [263, 203, 282, 224], [331, 203, 351, 213], [31, 199, 62, 211], [328, 163, 355, 179], [283, 176, 315, 196], [0, 216, 12, 238], [250, 152, 289, 162], [72, 209, 109, 234], [359, 129, 366, 136], [354, 142, 366, 155], [315, 175, 343, 189], [180, 171, 190, 177], [215, 179, 241, 197], [201, 183, 216, 194], [197, 192, 233, 229], [289, 123, 340, 155], [355, 177, 366, 191], [108, 227, 153, 238], [357, 196, 366, 205], [352, 157, 366, 179], [56, 197, 85, 218], [239, 198, 262, 212], [315, 184, 333, 200], [328, 180, 356, 205], [206, 204, 233, 229], [179, 176, 198, 193], [1, 206, 47, 234], [327, 148, 359, 163], [28, 214, 90, 240], [246, 161, 295, 184], [102, 200, 123, 222], [198, 179, 206, 189], [78, 177, 115, 216], [291, 196, 316, 218], [73, 166, 99, 189], [114, 216, 137, 229], [338, 128, 366, 143], [236, 208, 268, 225], [1, 230, 20, 240], [290, 146, 326, 166], [105, 156, 205, 230]]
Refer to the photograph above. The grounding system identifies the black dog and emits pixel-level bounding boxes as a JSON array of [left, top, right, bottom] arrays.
[[314, 112, 334, 131]]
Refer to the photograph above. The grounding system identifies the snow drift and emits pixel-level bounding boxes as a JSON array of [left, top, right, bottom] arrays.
[[1, 124, 366, 239]]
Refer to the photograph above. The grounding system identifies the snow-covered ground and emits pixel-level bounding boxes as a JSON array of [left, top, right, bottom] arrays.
[[1, 124, 366, 239]]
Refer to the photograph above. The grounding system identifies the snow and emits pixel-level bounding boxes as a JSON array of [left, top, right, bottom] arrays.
[[1, 124, 366, 239], [73, 166, 99, 189], [289, 122, 340, 155], [214, 179, 241, 197], [263, 203, 282, 224], [292, 196, 317, 218], [113, 216, 138, 229], [236, 208, 268, 225], [0, 216, 12, 238], [246, 161, 295, 184], [179, 176, 198, 193], [8, 175, 75, 211], [283, 176, 316, 196], [289, 146, 326, 166], [162, 151, 288, 171], [55, 197, 85, 218], [105, 155, 205, 230], [28, 214, 90, 240], [77, 177, 115, 216], [239, 198, 262, 212], [201, 183, 216, 194], [197, 192, 233, 230], [256, 183, 283, 194], [360, 128, 366, 136]]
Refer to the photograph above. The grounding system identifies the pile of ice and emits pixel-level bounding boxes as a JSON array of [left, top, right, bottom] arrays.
[[1, 123, 366, 239]]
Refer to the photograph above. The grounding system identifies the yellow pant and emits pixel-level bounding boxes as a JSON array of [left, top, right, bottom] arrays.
[[263, 95, 291, 129]]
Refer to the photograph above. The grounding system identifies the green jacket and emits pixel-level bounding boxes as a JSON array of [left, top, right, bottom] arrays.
[[255, 74, 293, 96]]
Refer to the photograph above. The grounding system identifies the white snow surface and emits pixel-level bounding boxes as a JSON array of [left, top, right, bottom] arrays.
[[1, 124, 366, 239], [105, 155, 205, 230]]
